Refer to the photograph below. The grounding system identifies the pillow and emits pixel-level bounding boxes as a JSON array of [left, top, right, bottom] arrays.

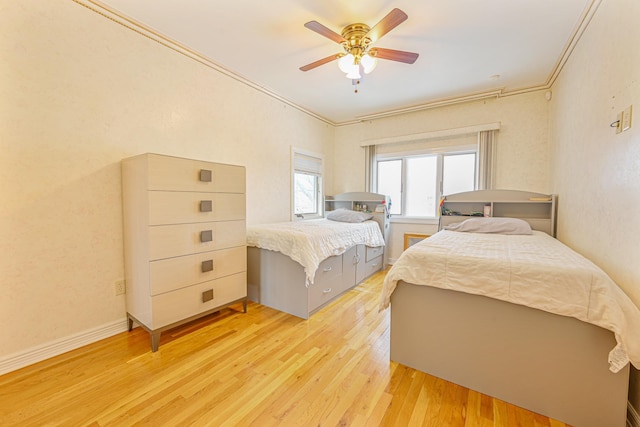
[[444, 217, 532, 235], [326, 208, 373, 223]]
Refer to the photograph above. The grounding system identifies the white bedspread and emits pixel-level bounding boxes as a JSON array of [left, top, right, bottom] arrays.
[[247, 219, 384, 285], [379, 230, 640, 373]]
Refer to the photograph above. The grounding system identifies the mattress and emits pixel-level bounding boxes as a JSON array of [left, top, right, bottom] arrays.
[[247, 219, 384, 285], [379, 230, 640, 372]]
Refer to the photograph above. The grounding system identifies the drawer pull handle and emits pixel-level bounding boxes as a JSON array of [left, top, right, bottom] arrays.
[[322, 288, 332, 294], [200, 230, 213, 243], [323, 266, 332, 272], [199, 169, 212, 182], [202, 289, 214, 302], [200, 200, 212, 212], [201, 259, 214, 272]]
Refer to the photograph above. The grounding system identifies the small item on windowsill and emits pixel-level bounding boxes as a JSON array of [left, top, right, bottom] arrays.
[[529, 197, 552, 201]]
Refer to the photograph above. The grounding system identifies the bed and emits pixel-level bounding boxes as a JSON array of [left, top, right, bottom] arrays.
[[379, 190, 640, 427], [247, 198, 386, 319]]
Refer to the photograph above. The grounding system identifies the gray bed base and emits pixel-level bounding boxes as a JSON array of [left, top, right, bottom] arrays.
[[247, 245, 381, 319], [390, 281, 629, 427]]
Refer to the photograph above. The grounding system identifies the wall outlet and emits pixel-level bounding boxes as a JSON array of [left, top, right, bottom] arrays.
[[115, 279, 126, 295]]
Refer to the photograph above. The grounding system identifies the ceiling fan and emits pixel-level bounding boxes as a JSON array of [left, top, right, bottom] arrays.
[[299, 8, 419, 90]]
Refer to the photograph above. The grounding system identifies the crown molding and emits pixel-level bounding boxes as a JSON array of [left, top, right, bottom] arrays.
[[544, 0, 602, 88], [75, 0, 601, 128], [75, 0, 335, 126]]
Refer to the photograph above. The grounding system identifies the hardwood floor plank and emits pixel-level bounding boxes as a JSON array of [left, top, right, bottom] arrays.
[[378, 363, 415, 425], [464, 390, 494, 427], [0, 270, 572, 427], [405, 372, 431, 426], [422, 376, 449, 427], [492, 398, 510, 426]]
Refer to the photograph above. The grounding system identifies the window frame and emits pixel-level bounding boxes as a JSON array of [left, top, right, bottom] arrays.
[[374, 145, 477, 220], [291, 147, 324, 221]]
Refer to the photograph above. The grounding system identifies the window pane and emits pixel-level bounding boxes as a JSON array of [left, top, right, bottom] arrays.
[[377, 160, 401, 215], [405, 156, 438, 217], [294, 172, 318, 214], [443, 153, 476, 196]]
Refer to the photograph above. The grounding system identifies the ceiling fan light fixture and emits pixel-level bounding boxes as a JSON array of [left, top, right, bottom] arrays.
[[300, 9, 417, 92], [338, 54, 355, 73], [361, 53, 377, 74], [345, 65, 361, 79]]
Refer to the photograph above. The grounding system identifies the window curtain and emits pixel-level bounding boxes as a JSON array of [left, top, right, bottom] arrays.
[[364, 144, 376, 192], [477, 130, 496, 190]]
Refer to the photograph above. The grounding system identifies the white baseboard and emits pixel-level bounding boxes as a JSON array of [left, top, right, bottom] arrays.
[[0, 319, 128, 376], [629, 401, 640, 427]]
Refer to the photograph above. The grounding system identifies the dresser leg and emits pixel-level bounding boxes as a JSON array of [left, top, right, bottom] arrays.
[[127, 316, 134, 332], [243, 298, 247, 313], [150, 331, 161, 352]]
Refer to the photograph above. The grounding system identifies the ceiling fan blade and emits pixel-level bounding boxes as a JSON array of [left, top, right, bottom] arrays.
[[366, 8, 408, 43], [299, 54, 341, 71], [371, 47, 419, 64], [304, 21, 347, 44]]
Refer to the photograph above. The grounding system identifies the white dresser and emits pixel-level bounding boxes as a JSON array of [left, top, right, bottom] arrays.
[[122, 153, 247, 351]]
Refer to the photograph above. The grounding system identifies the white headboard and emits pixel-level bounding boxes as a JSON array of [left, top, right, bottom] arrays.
[[439, 190, 557, 236]]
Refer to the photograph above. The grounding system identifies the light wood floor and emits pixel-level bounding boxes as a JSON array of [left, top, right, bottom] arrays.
[[0, 271, 570, 426]]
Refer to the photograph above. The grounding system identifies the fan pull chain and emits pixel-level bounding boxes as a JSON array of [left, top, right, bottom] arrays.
[[352, 78, 361, 93]]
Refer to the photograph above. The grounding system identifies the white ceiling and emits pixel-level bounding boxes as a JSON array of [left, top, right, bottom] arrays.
[[93, 0, 593, 125]]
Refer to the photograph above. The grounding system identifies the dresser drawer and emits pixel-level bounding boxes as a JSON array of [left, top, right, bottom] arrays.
[[148, 192, 245, 225], [365, 245, 384, 262], [148, 220, 246, 260], [145, 154, 245, 193], [308, 280, 340, 312], [314, 254, 343, 285], [149, 246, 246, 296], [308, 254, 344, 312], [150, 272, 247, 329]]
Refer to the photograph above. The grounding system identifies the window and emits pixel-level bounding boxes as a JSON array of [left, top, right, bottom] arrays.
[[291, 148, 323, 220], [293, 173, 319, 214], [376, 149, 477, 218]]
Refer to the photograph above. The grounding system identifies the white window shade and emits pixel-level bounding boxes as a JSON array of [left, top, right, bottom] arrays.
[[375, 134, 477, 156], [360, 122, 501, 147], [293, 151, 322, 174]]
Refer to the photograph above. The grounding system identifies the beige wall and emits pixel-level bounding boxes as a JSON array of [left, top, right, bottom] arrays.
[[0, 1, 333, 360], [549, 0, 640, 413], [333, 92, 551, 261]]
